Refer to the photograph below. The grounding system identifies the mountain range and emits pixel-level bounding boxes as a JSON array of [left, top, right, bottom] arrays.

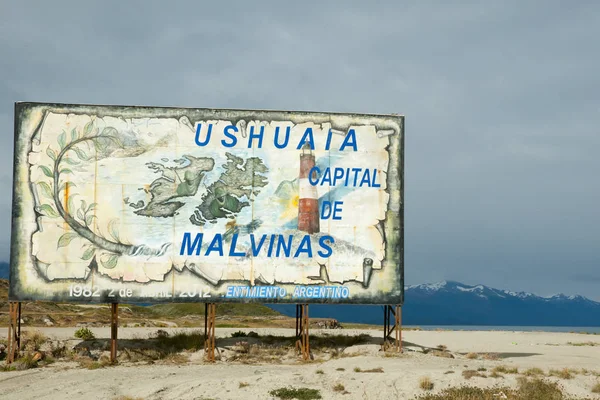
[[1, 263, 598, 327], [269, 281, 600, 327]]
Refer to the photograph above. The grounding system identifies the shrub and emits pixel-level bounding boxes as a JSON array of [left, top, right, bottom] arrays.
[[465, 352, 477, 359], [74, 327, 95, 341], [231, 330, 247, 338], [333, 383, 345, 392], [591, 382, 600, 393], [548, 368, 573, 379], [269, 387, 322, 400], [419, 377, 434, 391]]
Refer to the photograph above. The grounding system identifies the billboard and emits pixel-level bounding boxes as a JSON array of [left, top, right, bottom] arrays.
[[10, 103, 403, 304]]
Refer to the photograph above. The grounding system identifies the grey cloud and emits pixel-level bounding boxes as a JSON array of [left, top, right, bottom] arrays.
[[1, 0, 599, 299]]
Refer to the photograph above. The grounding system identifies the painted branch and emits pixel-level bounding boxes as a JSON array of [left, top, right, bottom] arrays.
[[53, 136, 134, 255]]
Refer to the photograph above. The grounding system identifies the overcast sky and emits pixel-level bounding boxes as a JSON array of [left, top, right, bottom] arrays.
[[1, 1, 599, 299]]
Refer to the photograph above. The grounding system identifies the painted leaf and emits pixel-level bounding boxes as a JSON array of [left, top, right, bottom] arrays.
[[72, 165, 88, 173], [87, 202, 98, 213], [58, 131, 67, 149], [84, 121, 94, 136], [38, 182, 53, 199], [102, 254, 119, 269], [39, 165, 53, 178], [71, 128, 79, 142], [62, 157, 80, 166], [71, 146, 89, 161], [85, 214, 95, 226], [46, 147, 57, 161], [100, 127, 118, 137], [108, 219, 120, 241], [67, 194, 76, 213], [81, 247, 95, 261], [59, 182, 77, 193], [39, 204, 59, 218], [81, 199, 87, 212], [77, 209, 85, 221], [57, 232, 79, 249], [59, 168, 73, 175]]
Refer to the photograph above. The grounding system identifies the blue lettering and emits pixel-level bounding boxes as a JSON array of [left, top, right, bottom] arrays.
[[308, 166, 320, 185], [325, 129, 333, 151], [248, 125, 265, 148], [339, 128, 357, 151], [293, 235, 313, 258], [222, 125, 238, 148], [360, 169, 371, 187], [250, 234, 267, 256], [180, 232, 203, 256], [332, 201, 343, 220], [372, 169, 381, 187], [204, 234, 224, 256], [341, 287, 350, 298], [296, 127, 315, 149], [226, 286, 234, 297], [317, 235, 335, 258], [194, 123, 212, 146], [332, 168, 344, 186], [274, 126, 291, 149], [276, 234, 292, 257], [229, 233, 246, 257]]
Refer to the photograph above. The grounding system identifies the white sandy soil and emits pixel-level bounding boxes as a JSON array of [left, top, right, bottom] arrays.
[[1, 327, 600, 400]]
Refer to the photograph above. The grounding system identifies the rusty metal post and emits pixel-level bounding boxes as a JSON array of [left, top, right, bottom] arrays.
[[204, 303, 216, 362], [17, 302, 22, 351], [383, 305, 389, 343], [7, 302, 20, 364], [204, 303, 208, 340], [110, 303, 118, 363], [395, 305, 402, 352], [301, 304, 310, 360]]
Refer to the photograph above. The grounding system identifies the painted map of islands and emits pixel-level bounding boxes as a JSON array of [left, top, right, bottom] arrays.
[[128, 152, 268, 226]]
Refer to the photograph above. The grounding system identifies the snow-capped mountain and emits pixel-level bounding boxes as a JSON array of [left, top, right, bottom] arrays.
[[270, 280, 600, 327]]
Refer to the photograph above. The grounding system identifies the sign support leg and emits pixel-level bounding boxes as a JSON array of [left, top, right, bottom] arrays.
[[204, 303, 216, 362], [301, 304, 310, 360], [6, 302, 21, 364], [110, 303, 118, 363], [395, 305, 402, 352], [204, 302, 208, 340], [383, 305, 402, 352]]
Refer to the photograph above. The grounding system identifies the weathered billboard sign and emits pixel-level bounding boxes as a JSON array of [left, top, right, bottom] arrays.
[[10, 103, 403, 304]]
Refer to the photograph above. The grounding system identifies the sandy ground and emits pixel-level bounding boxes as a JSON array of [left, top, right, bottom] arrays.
[[2, 327, 600, 399]]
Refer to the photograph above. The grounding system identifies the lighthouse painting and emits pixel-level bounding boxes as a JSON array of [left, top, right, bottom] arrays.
[[10, 103, 403, 305], [297, 143, 320, 234]]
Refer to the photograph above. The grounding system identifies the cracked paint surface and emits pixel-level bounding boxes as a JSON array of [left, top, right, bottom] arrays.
[[9, 102, 404, 305]]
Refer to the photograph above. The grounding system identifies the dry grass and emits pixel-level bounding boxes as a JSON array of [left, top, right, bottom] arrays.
[[462, 370, 486, 379], [567, 341, 599, 346], [523, 367, 544, 377], [239, 382, 249, 388], [414, 378, 568, 400], [431, 350, 454, 359], [419, 377, 434, 391], [269, 387, 322, 400], [465, 352, 478, 359], [315, 369, 324, 375], [481, 353, 500, 361], [444, 371, 455, 374], [78, 357, 112, 370], [354, 367, 384, 373], [21, 330, 48, 352], [548, 368, 574, 379], [591, 382, 600, 393], [336, 368, 345, 371], [333, 383, 345, 392], [492, 365, 518, 374], [489, 371, 503, 378]]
